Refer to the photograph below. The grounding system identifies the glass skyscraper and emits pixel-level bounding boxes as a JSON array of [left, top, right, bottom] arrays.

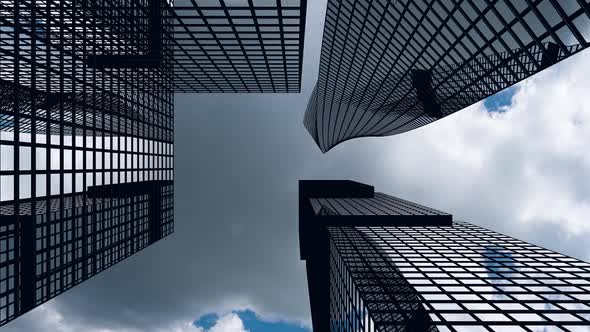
[[304, 0, 590, 152], [300, 180, 590, 331], [172, 0, 307, 93], [0, 0, 307, 326]]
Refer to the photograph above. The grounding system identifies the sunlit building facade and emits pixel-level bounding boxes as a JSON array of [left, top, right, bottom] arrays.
[[300, 180, 590, 331]]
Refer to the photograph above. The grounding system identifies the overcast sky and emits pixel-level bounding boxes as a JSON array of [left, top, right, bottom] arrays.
[[5, 1, 590, 331]]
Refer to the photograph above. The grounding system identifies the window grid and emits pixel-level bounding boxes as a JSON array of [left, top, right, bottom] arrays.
[[0, 222, 16, 325], [31, 193, 154, 306], [328, 223, 590, 331], [329, 225, 441, 332], [0, 0, 174, 327], [329, 230, 377, 332], [171, 0, 307, 93], [305, 0, 590, 152]]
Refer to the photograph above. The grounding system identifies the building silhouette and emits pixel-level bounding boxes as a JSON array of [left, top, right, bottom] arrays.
[[300, 180, 590, 331], [304, 0, 590, 152], [0, 0, 307, 326]]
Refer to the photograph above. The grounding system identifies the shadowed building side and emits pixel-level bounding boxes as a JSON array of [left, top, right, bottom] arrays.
[[304, 0, 590, 153], [0, 181, 173, 322]]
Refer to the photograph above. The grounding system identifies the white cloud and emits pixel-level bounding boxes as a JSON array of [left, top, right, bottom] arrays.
[[141, 312, 248, 332], [2, 301, 115, 332], [207, 313, 247, 332], [3, 302, 249, 332], [169, 312, 248, 332]]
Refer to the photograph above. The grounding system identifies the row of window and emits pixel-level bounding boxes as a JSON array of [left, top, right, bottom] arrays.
[[0, 170, 173, 201]]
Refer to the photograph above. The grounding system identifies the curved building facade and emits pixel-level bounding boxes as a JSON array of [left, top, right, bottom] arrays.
[[304, 0, 590, 152]]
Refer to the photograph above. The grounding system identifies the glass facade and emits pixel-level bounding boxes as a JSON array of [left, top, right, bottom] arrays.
[[0, 0, 307, 326], [0, 182, 173, 324], [172, 0, 307, 93], [329, 223, 590, 332], [300, 180, 590, 332], [0, 0, 176, 325], [0, 0, 175, 202], [0, 0, 308, 327], [304, 0, 590, 152]]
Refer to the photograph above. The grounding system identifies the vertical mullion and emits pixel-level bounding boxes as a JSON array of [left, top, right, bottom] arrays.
[[81, 0, 89, 282], [13, 0, 21, 315], [58, 0, 65, 297], [29, 0, 38, 310]]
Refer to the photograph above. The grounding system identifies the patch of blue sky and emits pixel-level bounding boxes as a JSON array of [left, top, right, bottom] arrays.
[[194, 310, 310, 332], [237, 310, 310, 332], [193, 312, 218, 330], [483, 86, 518, 113]]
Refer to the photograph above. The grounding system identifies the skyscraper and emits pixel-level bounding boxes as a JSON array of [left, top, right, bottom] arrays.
[[300, 180, 590, 331], [0, 0, 307, 326], [0, 0, 175, 325], [172, 0, 307, 93], [304, 0, 590, 152]]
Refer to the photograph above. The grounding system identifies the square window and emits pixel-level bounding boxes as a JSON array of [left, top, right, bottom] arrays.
[[64, 135, 72, 146], [0, 131, 14, 141], [86, 173, 93, 187], [75, 150, 83, 170], [36, 147, 47, 170], [63, 173, 72, 194], [19, 146, 31, 170], [86, 151, 94, 170], [64, 149, 72, 170], [96, 152, 102, 169], [75, 173, 83, 193], [50, 149, 60, 170], [36, 174, 46, 197], [0, 175, 14, 201], [19, 175, 31, 199], [50, 174, 60, 195], [1, 145, 14, 171]]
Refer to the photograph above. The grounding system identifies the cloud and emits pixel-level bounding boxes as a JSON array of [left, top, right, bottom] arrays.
[[3, 302, 248, 332], [1, 301, 115, 332], [194, 313, 247, 332]]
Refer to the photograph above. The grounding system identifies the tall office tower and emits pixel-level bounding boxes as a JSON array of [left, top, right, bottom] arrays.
[[304, 1, 590, 152], [172, 0, 307, 93], [300, 180, 590, 331], [0, 0, 306, 326], [0, 0, 307, 327], [0, 0, 175, 326]]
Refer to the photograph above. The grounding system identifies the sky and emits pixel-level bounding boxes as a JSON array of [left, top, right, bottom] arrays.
[[4, 1, 590, 331]]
